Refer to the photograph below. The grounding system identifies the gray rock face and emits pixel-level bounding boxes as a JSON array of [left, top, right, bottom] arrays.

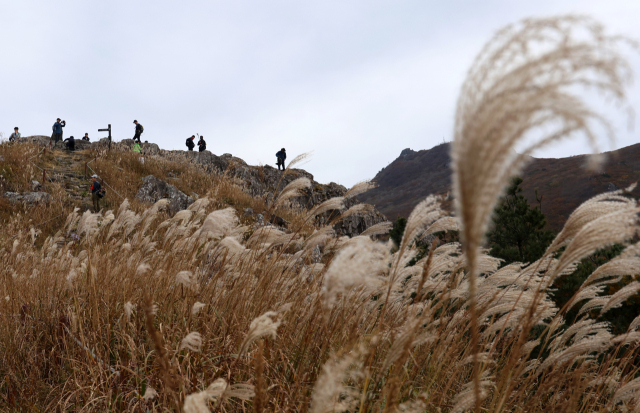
[[17, 135, 52, 146], [3, 191, 52, 205], [135, 175, 194, 215], [53, 139, 92, 151], [148, 149, 388, 236], [334, 208, 387, 237], [91, 137, 112, 149], [117, 139, 160, 155]]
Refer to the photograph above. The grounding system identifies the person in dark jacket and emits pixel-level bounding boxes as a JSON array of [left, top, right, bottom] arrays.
[[90, 175, 102, 212], [9, 127, 20, 142], [82, 133, 90, 142], [186, 135, 195, 151], [198, 136, 206, 152], [276, 148, 286, 170], [52, 118, 66, 143], [63, 135, 75, 151], [133, 120, 143, 143]]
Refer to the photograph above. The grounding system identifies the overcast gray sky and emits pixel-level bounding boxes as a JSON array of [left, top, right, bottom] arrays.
[[2, 0, 640, 187]]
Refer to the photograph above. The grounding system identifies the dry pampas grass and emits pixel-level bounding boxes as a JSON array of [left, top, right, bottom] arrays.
[[3, 14, 640, 413], [451, 15, 635, 407]]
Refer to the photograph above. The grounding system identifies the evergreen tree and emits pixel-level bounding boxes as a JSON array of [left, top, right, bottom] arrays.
[[487, 177, 555, 265], [389, 217, 407, 248]]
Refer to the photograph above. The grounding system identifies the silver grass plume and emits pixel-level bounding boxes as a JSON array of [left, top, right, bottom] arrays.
[[361, 221, 393, 237], [345, 180, 376, 198], [196, 207, 238, 240], [546, 189, 637, 254], [398, 195, 443, 252], [340, 203, 374, 219], [124, 301, 135, 322], [191, 302, 206, 315], [218, 236, 247, 258], [612, 377, 640, 405], [322, 237, 389, 309], [274, 177, 311, 207], [175, 270, 197, 291], [550, 204, 639, 280], [309, 348, 362, 413], [585, 242, 640, 285], [286, 152, 312, 170], [143, 386, 158, 401], [424, 216, 458, 237], [304, 226, 335, 251], [187, 196, 210, 213], [179, 331, 203, 352], [183, 378, 227, 413], [451, 17, 633, 405], [247, 226, 295, 248], [307, 197, 345, 218], [238, 310, 285, 354], [600, 282, 640, 315]]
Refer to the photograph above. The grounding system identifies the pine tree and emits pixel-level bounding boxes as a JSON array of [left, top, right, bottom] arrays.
[[487, 177, 555, 265], [389, 217, 407, 248]]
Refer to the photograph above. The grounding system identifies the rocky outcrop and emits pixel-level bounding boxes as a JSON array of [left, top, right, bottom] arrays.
[[135, 175, 194, 215], [15, 134, 388, 236], [53, 139, 92, 151], [333, 206, 387, 237], [114, 139, 161, 155], [3, 191, 52, 205]]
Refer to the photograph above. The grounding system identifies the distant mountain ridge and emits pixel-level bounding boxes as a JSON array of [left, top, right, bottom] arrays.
[[359, 142, 640, 232]]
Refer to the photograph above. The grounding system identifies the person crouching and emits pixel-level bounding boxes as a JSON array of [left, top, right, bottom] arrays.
[[91, 175, 102, 212], [64, 135, 75, 151]]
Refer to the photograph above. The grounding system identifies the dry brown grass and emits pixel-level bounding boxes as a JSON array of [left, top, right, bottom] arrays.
[[3, 14, 640, 413]]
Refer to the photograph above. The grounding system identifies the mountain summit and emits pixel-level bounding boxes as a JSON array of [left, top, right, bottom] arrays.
[[360, 142, 640, 231]]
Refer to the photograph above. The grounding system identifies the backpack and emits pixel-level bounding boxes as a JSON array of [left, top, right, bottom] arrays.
[[98, 188, 106, 199], [139, 124, 144, 133], [186, 138, 193, 147]]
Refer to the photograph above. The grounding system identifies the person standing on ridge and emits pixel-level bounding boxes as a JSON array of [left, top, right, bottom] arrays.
[[9, 127, 20, 142], [198, 136, 206, 152], [52, 118, 66, 143], [90, 175, 102, 212], [276, 148, 286, 171], [186, 135, 195, 151], [133, 120, 143, 143], [82, 133, 90, 142], [63, 135, 75, 151]]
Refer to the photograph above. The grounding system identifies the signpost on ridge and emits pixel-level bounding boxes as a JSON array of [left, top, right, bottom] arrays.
[[98, 124, 112, 150]]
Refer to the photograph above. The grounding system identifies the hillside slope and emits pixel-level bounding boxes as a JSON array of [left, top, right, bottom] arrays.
[[360, 142, 640, 231]]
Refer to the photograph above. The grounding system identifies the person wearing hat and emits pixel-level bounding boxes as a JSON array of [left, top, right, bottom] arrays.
[[9, 127, 20, 142], [52, 118, 66, 143], [186, 135, 195, 151], [133, 120, 144, 143], [276, 148, 287, 171], [90, 175, 102, 212]]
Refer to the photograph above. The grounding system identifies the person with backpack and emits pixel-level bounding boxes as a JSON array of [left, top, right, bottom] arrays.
[[198, 136, 206, 152], [186, 135, 195, 151], [9, 127, 20, 142], [82, 133, 90, 142], [90, 174, 102, 212], [52, 118, 66, 143], [276, 148, 286, 171], [63, 135, 75, 151], [133, 120, 144, 143]]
